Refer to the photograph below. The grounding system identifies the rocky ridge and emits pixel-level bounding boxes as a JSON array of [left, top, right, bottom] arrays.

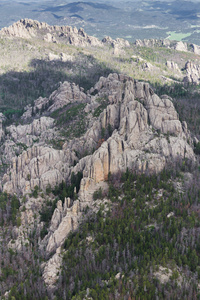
[[135, 38, 200, 55], [0, 19, 131, 50], [0, 72, 197, 294], [2, 73, 195, 198], [0, 19, 101, 47], [135, 38, 171, 48], [22, 81, 88, 120]]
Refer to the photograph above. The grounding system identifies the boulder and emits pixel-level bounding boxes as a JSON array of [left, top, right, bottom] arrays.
[[190, 43, 200, 55], [174, 41, 188, 52], [183, 61, 200, 85], [166, 61, 181, 72]]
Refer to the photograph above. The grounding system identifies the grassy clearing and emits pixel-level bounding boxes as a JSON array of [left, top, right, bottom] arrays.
[[166, 31, 192, 41]]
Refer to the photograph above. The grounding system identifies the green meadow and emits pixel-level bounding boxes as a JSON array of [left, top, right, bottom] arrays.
[[166, 31, 192, 41]]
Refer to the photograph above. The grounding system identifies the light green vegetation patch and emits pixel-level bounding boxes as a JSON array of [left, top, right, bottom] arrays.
[[166, 31, 192, 41]]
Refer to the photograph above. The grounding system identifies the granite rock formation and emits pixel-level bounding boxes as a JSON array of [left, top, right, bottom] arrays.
[[2, 73, 195, 197], [0, 19, 103, 47], [183, 61, 200, 85]]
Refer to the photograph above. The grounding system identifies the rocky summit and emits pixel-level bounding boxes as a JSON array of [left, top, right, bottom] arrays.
[[0, 19, 130, 50], [0, 19, 200, 300], [2, 74, 194, 197]]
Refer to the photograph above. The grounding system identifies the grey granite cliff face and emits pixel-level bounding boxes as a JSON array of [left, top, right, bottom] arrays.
[[2, 73, 195, 196], [183, 61, 200, 85]]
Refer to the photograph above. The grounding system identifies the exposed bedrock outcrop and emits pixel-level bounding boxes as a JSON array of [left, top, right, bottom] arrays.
[[0, 19, 133, 52], [0, 19, 103, 47], [134, 39, 189, 52], [22, 81, 88, 120], [174, 41, 188, 52], [183, 61, 200, 85], [190, 43, 200, 55], [0, 19, 37, 39], [6, 116, 55, 146], [134, 38, 200, 56], [166, 61, 181, 73], [2, 146, 75, 194], [40, 198, 80, 255], [42, 247, 62, 292], [2, 73, 195, 196], [102, 36, 130, 55]]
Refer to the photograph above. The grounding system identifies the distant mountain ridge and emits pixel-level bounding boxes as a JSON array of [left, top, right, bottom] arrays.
[[44, 2, 117, 13], [1, 18, 200, 58]]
